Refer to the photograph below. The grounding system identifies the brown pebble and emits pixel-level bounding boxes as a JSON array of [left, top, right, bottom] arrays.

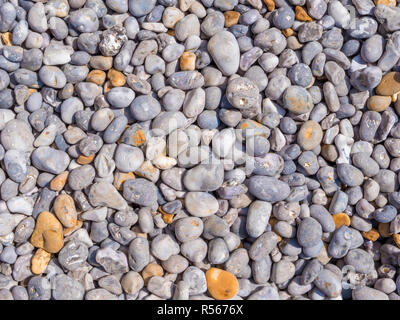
[[282, 28, 295, 37], [374, 0, 396, 5], [50, 171, 69, 191], [333, 213, 351, 229], [367, 95, 392, 112], [376, 72, 400, 96], [90, 56, 113, 71], [30, 211, 64, 253], [86, 70, 106, 86], [295, 6, 313, 22], [31, 249, 52, 275], [378, 223, 392, 238], [108, 69, 126, 87], [263, 0, 275, 11], [362, 229, 380, 241], [224, 11, 240, 27], [53, 194, 78, 228], [180, 51, 196, 71]]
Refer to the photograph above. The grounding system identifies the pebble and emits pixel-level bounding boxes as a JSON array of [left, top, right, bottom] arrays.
[[208, 31, 240, 76], [0, 0, 396, 302], [30, 211, 64, 253]]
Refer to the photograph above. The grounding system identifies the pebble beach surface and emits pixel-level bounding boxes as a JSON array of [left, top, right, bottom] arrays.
[[0, 0, 400, 301]]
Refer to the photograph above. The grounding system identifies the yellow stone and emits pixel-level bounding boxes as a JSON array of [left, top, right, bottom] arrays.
[[206, 268, 239, 300], [263, 0, 275, 11], [53, 194, 78, 228], [367, 95, 392, 112], [180, 51, 196, 71], [131, 129, 147, 146], [374, 0, 396, 5], [333, 213, 351, 229], [30, 211, 64, 253], [376, 72, 400, 96], [50, 171, 69, 191], [224, 11, 240, 27], [282, 28, 295, 37], [362, 229, 380, 241], [86, 70, 106, 86], [31, 249, 52, 275], [295, 6, 313, 22], [108, 69, 126, 87]]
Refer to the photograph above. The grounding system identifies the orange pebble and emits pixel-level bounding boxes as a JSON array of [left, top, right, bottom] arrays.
[[86, 70, 106, 86], [77, 154, 95, 164], [180, 51, 196, 71], [162, 213, 174, 224], [333, 213, 351, 229], [224, 11, 240, 27], [295, 6, 313, 22], [50, 171, 69, 191], [362, 229, 380, 241], [263, 0, 275, 11], [159, 206, 174, 224], [206, 268, 239, 300], [31, 249, 52, 275], [374, 0, 396, 5], [282, 28, 295, 37], [107, 69, 126, 87], [132, 129, 147, 146]]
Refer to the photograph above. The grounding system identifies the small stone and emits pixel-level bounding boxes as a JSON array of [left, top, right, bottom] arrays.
[[367, 95, 392, 112], [376, 72, 400, 96], [30, 211, 64, 253], [206, 268, 239, 300], [31, 249, 51, 275], [107, 69, 126, 87], [180, 51, 196, 71], [295, 6, 313, 22], [208, 31, 240, 76], [224, 11, 240, 27], [297, 120, 323, 150], [86, 70, 106, 86], [53, 194, 78, 228]]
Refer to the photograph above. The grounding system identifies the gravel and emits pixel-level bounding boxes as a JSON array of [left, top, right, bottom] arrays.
[[0, 0, 400, 301]]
